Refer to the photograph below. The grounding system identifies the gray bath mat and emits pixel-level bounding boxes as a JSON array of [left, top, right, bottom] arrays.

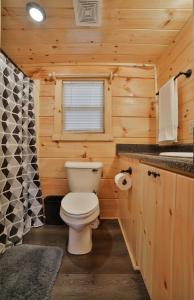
[[0, 244, 63, 300]]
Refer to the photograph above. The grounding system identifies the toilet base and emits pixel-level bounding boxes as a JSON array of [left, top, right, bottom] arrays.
[[67, 225, 92, 255]]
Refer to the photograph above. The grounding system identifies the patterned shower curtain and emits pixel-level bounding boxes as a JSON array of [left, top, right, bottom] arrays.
[[0, 52, 44, 254]]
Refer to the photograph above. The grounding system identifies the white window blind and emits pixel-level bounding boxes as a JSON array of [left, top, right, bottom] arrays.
[[63, 81, 104, 132]]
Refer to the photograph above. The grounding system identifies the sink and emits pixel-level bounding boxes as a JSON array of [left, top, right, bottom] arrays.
[[159, 152, 193, 158]]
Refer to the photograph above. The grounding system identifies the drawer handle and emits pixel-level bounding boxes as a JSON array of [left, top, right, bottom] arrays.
[[121, 167, 132, 175], [152, 172, 160, 178], [148, 171, 160, 178]]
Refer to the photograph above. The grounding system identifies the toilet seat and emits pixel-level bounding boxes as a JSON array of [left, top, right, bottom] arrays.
[[61, 192, 99, 218]]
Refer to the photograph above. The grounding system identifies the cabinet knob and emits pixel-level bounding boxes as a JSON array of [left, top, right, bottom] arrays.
[[153, 172, 160, 178], [148, 171, 160, 178]]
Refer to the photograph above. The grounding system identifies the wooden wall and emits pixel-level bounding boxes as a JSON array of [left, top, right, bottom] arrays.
[[156, 16, 194, 143], [37, 65, 156, 218]]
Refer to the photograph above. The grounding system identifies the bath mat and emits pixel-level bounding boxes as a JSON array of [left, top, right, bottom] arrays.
[[0, 244, 63, 300]]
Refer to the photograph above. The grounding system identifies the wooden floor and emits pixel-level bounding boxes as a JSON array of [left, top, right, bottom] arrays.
[[23, 220, 150, 300]]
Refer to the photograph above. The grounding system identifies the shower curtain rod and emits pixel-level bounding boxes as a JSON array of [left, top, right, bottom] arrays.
[[0, 49, 30, 79], [156, 69, 192, 96]]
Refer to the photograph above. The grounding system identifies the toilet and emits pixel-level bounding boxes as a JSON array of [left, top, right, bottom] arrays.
[[60, 161, 103, 255]]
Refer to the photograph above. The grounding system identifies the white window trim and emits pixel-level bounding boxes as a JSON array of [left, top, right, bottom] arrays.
[[52, 77, 112, 141]]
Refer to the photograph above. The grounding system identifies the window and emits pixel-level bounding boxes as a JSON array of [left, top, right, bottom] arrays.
[[63, 81, 104, 133], [53, 77, 112, 141]]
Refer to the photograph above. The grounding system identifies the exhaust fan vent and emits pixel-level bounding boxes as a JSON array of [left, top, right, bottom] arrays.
[[73, 0, 101, 27]]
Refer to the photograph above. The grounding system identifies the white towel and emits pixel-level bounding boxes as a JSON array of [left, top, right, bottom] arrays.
[[158, 77, 178, 143]]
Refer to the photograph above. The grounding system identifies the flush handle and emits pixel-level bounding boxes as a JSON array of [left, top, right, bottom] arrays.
[[92, 169, 98, 172]]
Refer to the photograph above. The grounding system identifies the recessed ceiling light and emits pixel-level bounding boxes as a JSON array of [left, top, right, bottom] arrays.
[[26, 2, 46, 23]]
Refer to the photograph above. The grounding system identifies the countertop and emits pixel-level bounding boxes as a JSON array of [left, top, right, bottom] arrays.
[[117, 152, 194, 178]]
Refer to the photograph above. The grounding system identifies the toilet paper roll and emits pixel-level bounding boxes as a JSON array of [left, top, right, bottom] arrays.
[[114, 173, 132, 190]]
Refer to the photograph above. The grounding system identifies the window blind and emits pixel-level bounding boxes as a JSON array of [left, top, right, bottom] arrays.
[[63, 81, 104, 132]]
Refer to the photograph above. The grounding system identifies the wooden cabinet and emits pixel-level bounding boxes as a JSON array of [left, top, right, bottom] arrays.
[[118, 157, 194, 300], [139, 164, 176, 300], [172, 175, 194, 300]]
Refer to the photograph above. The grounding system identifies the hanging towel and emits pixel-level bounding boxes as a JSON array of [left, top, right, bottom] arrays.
[[158, 77, 178, 143]]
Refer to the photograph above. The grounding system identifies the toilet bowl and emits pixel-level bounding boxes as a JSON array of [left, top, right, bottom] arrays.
[[60, 161, 102, 255], [60, 192, 100, 254]]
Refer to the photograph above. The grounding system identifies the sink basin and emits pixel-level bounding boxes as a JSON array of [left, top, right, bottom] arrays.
[[159, 152, 193, 158]]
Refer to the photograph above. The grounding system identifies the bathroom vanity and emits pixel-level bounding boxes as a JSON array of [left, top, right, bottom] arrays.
[[117, 150, 194, 300]]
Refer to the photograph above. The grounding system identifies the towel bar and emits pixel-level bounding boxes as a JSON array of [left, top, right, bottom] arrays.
[[156, 69, 192, 96]]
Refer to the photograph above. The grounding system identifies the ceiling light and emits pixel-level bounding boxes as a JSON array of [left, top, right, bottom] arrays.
[[26, 2, 46, 22]]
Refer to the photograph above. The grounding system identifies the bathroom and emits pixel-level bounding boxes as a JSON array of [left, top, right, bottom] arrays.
[[0, 0, 193, 299]]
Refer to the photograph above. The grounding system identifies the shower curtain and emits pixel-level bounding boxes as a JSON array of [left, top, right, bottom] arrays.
[[0, 52, 44, 254]]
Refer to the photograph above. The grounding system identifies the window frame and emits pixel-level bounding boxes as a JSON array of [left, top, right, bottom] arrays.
[[52, 77, 112, 141]]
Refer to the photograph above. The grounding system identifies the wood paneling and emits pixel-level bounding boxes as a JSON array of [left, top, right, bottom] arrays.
[[39, 96, 54, 116], [156, 16, 194, 143], [1, 0, 192, 72], [172, 175, 194, 300], [39, 137, 116, 158], [112, 97, 156, 118], [36, 65, 156, 218], [112, 77, 155, 97], [113, 117, 156, 138]]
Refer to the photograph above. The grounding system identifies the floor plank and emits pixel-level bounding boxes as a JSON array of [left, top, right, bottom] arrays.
[[23, 220, 150, 300]]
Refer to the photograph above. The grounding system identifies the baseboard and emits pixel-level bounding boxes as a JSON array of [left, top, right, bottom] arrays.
[[118, 218, 140, 271]]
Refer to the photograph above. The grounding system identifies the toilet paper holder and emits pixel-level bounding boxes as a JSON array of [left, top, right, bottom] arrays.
[[120, 167, 132, 175]]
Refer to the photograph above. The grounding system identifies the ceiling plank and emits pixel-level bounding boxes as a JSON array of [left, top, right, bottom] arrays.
[[2, 28, 179, 45], [2, 0, 193, 9], [2, 8, 192, 30], [6, 54, 158, 64]]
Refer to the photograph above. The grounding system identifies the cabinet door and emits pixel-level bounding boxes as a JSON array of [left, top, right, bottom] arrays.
[[118, 158, 141, 268], [127, 159, 142, 267], [139, 164, 157, 297], [118, 156, 131, 238], [172, 175, 194, 300], [152, 168, 176, 300]]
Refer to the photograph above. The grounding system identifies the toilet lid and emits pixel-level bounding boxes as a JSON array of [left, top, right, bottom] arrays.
[[61, 193, 99, 215]]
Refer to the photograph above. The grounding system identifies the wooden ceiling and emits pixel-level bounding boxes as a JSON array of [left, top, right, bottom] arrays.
[[1, 0, 193, 68]]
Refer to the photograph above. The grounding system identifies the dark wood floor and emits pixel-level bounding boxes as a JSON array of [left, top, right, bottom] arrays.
[[23, 220, 150, 300]]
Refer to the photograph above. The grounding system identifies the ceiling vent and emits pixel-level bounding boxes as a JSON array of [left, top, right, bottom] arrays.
[[73, 0, 101, 27]]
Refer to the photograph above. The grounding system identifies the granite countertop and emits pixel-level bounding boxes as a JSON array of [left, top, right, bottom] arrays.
[[116, 144, 194, 178]]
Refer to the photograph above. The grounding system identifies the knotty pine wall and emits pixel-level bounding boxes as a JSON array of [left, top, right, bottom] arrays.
[[156, 16, 193, 143], [36, 65, 156, 218]]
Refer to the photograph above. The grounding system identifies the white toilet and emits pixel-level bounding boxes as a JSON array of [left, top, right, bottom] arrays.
[[60, 161, 103, 255]]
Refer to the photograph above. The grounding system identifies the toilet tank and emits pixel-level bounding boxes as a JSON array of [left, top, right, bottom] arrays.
[[65, 161, 103, 193]]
